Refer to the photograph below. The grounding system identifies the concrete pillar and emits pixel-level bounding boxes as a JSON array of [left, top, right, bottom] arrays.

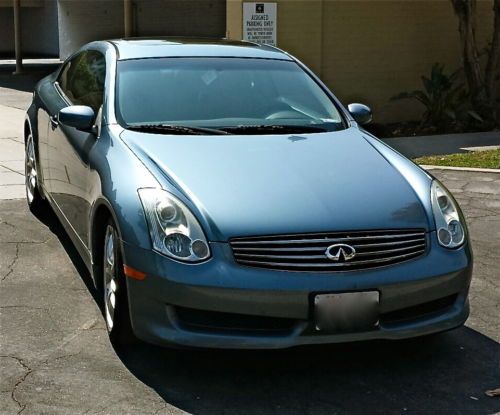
[[124, 0, 133, 37], [13, 0, 23, 74]]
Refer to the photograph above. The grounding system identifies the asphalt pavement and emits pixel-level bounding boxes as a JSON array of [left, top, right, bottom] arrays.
[[0, 79, 499, 415], [1, 172, 499, 414]]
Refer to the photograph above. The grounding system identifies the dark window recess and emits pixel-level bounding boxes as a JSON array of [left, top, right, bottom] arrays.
[[174, 306, 298, 336], [380, 294, 458, 325]]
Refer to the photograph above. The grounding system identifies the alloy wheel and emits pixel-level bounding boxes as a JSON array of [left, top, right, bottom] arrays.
[[25, 134, 37, 204], [103, 225, 118, 332]]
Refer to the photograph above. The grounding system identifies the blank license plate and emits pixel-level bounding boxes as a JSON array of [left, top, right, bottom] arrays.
[[314, 291, 380, 332]]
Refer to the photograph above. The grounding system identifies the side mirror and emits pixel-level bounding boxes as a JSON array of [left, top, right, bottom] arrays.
[[58, 105, 96, 132], [348, 103, 372, 125]]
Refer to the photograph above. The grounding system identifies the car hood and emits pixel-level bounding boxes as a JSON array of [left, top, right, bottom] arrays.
[[120, 127, 431, 241]]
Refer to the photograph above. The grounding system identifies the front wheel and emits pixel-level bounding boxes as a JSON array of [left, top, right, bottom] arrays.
[[25, 133, 48, 214], [103, 220, 136, 345]]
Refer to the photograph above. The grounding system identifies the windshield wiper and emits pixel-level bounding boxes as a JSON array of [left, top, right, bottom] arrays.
[[219, 124, 328, 134], [127, 124, 231, 135]]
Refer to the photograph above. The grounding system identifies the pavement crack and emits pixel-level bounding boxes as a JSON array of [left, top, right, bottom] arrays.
[[0, 220, 16, 229], [82, 318, 100, 331], [2, 237, 53, 245], [0, 305, 49, 311], [0, 164, 24, 176], [0, 355, 33, 415], [1, 242, 19, 281], [40, 351, 83, 368]]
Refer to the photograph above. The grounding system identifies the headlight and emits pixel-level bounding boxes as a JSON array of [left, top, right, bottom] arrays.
[[431, 180, 465, 248], [138, 188, 210, 262]]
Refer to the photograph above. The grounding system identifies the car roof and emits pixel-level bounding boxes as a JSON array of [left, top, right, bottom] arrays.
[[108, 37, 293, 61]]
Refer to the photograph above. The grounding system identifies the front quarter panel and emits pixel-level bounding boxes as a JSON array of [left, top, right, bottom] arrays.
[[361, 131, 435, 231], [88, 124, 159, 250], [85, 41, 158, 252]]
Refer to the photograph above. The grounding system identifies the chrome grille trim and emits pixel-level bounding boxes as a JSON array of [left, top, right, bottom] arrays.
[[354, 243, 426, 257], [230, 229, 427, 272], [234, 243, 426, 260], [232, 239, 425, 253], [230, 232, 425, 246], [236, 250, 426, 268]]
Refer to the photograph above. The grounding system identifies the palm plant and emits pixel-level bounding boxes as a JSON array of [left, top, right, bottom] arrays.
[[391, 63, 482, 131]]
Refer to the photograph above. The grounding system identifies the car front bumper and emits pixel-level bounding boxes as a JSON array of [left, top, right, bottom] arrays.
[[121, 232, 472, 349]]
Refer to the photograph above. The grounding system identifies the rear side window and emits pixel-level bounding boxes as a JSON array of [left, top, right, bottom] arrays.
[[58, 51, 106, 113]]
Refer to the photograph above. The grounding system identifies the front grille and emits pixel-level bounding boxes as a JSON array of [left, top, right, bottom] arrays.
[[230, 229, 427, 272]]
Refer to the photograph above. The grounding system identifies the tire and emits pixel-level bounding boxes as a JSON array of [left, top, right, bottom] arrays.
[[25, 132, 48, 214], [102, 219, 136, 345]]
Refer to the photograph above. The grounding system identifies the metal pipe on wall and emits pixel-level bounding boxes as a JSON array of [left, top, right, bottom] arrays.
[[13, 0, 23, 74], [124, 0, 133, 37]]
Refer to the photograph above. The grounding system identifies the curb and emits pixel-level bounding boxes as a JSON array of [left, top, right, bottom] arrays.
[[420, 165, 500, 174]]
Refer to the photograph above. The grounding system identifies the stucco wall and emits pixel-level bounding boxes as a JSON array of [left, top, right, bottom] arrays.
[[57, 0, 226, 59], [57, 0, 124, 59], [135, 0, 226, 37], [227, 0, 496, 123], [0, 0, 59, 57]]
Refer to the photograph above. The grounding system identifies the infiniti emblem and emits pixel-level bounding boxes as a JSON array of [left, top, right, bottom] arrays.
[[325, 244, 356, 262]]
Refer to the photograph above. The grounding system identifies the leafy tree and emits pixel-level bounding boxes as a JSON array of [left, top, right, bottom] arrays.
[[450, 0, 500, 119]]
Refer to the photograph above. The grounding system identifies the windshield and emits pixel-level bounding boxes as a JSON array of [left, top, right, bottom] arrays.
[[116, 58, 345, 134]]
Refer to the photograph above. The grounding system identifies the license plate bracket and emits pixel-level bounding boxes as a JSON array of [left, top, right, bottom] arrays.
[[314, 291, 380, 332]]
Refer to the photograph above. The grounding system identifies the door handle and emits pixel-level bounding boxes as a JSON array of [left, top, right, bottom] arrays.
[[50, 115, 59, 129]]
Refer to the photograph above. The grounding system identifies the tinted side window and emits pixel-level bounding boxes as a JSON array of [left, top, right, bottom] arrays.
[[58, 60, 72, 93], [58, 51, 106, 113]]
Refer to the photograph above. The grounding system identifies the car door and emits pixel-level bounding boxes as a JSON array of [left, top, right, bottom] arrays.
[[47, 50, 106, 249], [35, 75, 63, 195]]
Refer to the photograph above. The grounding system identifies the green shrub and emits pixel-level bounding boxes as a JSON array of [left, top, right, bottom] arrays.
[[391, 63, 485, 133]]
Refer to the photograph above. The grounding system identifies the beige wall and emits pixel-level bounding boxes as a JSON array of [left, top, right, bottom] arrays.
[[227, 0, 496, 123]]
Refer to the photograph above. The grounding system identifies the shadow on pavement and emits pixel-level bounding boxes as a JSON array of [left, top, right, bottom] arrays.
[[0, 63, 60, 92], [114, 329, 499, 414], [32, 204, 500, 415], [31, 202, 100, 306]]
